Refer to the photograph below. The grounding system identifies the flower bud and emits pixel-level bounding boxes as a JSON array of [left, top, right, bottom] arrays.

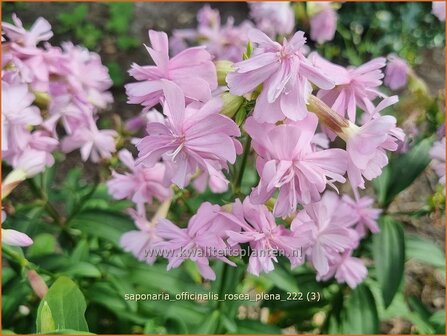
[[2, 150, 50, 199], [307, 95, 350, 138], [2, 228, 33, 247], [215, 60, 234, 86], [2, 170, 27, 199], [27, 269, 48, 299], [220, 92, 245, 118], [33, 91, 51, 109]]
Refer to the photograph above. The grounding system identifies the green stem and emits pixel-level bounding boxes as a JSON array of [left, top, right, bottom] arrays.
[[2, 245, 30, 268], [232, 136, 252, 195], [2, 245, 55, 277]]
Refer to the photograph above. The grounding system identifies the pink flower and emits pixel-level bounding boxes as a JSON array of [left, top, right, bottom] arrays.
[[291, 192, 358, 277], [2, 83, 42, 151], [62, 42, 113, 109], [433, 1, 446, 21], [344, 96, 405, 189], [2, 14, 53, 48], [310, 6, 337, 44], [197, 4, 220, 27], [192, 169, 230, 194], [120, 208, 163, 264], [45, 96, 92, 135], [227, 29, 334, 123], [2, 53, 34, 85], [341, 194, 381, 237], [2, 110, 57, 176], [430, 137, 446, 185], [155, 202, 238, 280], [14, 149, 55, 177], [107, 149, 171, 208], [249, 2, 295, 37], [172, 6, 253, 62], [317, 250, 367, 288], [2, 211, 33, 247], [125, 109, 164, 133], [2, 228, 34, 246], [223, 198, 310, 276], [384, 55, 409, 90], [244, 113, 347, 217], [136, 81, 241, 189], [311, 52, 386, 122], [61, 119, 117, 162], [126, 30, 217, 110]]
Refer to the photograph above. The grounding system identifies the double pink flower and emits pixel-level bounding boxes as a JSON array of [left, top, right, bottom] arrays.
[[227, 29, 334, 123], [223, 198, 310, 276], [245, 113, 347, 217], [155, 202, 239, 280], [126, 30, 217, 110], [136, 81, 241, 189], [311, 52, 387, 123], [107, 149, 171, 210], [344, 96, 405, 189]]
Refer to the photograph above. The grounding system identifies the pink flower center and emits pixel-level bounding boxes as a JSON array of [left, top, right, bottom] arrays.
[[168, 135, 186, 162]]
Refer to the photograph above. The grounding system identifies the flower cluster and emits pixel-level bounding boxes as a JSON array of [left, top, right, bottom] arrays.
[[171, 5, 254, 62], [307, 2, 338, 44], [1, 15, 116, 246], [170, 2, 340, 63], [2, 14, 116, 175], [111, 17, 407, 290]]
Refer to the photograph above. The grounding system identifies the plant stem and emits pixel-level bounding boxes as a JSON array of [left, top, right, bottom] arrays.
[[2, 245, 54, 277], [64, 183, 99, 226], [2, 245, 30, 268], [27, 179, 63, 226], [233, 136, 252, 195]]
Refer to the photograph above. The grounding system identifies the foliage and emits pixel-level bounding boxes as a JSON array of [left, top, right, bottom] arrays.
[[2, 2, 445, 335]]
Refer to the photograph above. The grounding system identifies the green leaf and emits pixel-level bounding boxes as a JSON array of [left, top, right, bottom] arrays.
[[373, 216, 405, 307], [107, 3, 134, 33], [321, 290, 344, 334], [2, 267, 16, 286], [143, 320, 166, 334], [430, 310, 446, 334], [106, 62, 125, 87], [235, 319, 282, 334], [374, 138, 433, 206], [407, 296, 436, 334], [57, 4, 87, 28], [86, 282, 128, 314], [196, 310, 220, 334], [406, 234, 445, 270], [2, 280, 31, 321], [27, 233, 57, 257], [129, 264, 207, 295], [75, 24, 103, 49], [40, 301, 56, 333], [342, 284, 379, 333], [116, 36, 139, 51], [263, 264, 299, 292], [70, 209, 135, 245], [36, 276, 89, 333], [366, 278, 409, 320], [70, 239, 89, 263], [63, 262, 101, 278]]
